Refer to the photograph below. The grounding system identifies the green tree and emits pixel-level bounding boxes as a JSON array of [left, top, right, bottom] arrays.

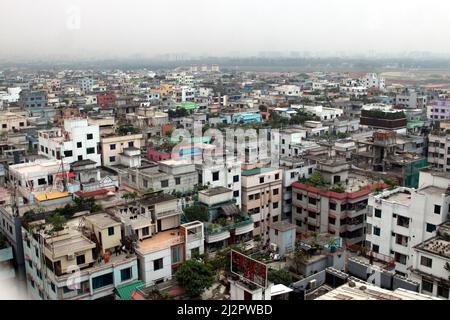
[[305, 172, 325, 187], [175, 260, 215, 297], [46, 214, 67, 236], [291, 241, 308, 274], [268, 269, 293, 286], [122, 191, 139, 204], [183, 205, 209, 222]]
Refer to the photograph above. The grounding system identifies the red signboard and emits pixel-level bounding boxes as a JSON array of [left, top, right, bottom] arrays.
[[230, 250, 268, 288]]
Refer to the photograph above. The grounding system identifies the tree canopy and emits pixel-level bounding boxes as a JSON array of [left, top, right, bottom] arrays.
[[183, 205, 209, 222], [175, 260, 215, 297]]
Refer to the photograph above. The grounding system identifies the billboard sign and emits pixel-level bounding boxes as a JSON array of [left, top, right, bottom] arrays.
[[230, 250, 268, 288]]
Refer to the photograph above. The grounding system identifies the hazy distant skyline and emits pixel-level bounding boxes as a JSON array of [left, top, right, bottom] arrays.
[[1, 0, 450, 61]]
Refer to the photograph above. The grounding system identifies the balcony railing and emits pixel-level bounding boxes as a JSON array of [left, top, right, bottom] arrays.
[[205, 216, 253, 235]]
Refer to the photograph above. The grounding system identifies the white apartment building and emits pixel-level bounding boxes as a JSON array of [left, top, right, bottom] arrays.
[[274, 85, 302, 97], [340, 86, 368, 97], [367, 170, 450, 276], [291, 105, 343, 121], [272, 128, 307, 157], [38, 118, 101, 166], [409, 221, 450, 299], [196, 159, 242, 208], [359, 73, 385, 91]]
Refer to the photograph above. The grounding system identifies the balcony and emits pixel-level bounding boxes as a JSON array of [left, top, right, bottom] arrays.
[[205, 229, 230, 243], [156, 209, 181, 219], [347, 222, 364, 232]]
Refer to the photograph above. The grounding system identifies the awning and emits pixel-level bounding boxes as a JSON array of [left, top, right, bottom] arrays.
[[115, 280, 145, 300], [220, 204, 240, 216]]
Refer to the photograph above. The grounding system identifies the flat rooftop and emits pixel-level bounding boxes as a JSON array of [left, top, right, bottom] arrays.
[[199, 186, 231, 197], [415, 236, 450, 259], [380, 190, 412, 205], [85, 213, 121, 229], [315, 279, 440, 300], [136, 229, 184, 255]]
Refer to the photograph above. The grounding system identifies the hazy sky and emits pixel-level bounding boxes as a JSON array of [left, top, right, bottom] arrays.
[[1, 0, 450, 59]]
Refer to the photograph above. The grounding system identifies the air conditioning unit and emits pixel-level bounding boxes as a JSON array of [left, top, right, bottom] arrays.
[[269, 243, 278, 252], [309, 279, 317, 290], [67, 254, 75, 261]]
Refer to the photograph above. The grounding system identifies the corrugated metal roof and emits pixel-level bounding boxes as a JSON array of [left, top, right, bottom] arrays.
[[115, 280, 145, 300]]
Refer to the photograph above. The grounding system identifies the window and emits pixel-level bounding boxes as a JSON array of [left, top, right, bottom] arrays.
[[273, 202, 279, 209], [108, 227, 115, 236], [77, 142, 82, 148], [296, 220, 302, 227], [120, 268, 132, 282], [109, 156, 116, 162], [128, 141, 134, 148], [28, 260, 33, 269], [394, 252, 407, 265], [422, 280, 433, 293], [233, 175, 239, 182], [329, 202, 336, 210], [92, 273, 114, 290], [372, 244, 379, 253], [142, 226, 150, 237], [233, 190, 239, 197], [45, 147, 48, 154], [273, 215, 279, 222], [86, 147, 95, 154], [397, 215, 410, 228], [40, 145, 44, 152], [171, 246, 183, 264], [273, 188, 279, 195], [373, 227, 381, 236], [1, 124, 6, 128], [64, 150, 73, 157], [110, 144, 116, 150], [212, 171, 219, 181], [374, 209, 382, 218], [420, 256, 433, 268], [50, 282, 56, 292], [175, 177, 181, 185], [297, 194, 303, 201], [329, 217, 336, 225], [87, 133, 93, 140], [37, 178, 46, 185], [308, 197, 316, 205], [434, 205, 441, 214], [437, 285, 449, 298], [275, 173, 280, 180], [153, 258, 164, 271], [161, 180, 169, 188], [76, 255, 85, 265], [78, 155, 83, 161], [426, 223, 436, 233], [259, 177, 264, 183]]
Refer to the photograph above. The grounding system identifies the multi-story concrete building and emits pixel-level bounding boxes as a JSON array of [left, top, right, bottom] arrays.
[[38, 118, 101, 166], [409, 221, 450, 299], [197, 187, 254, 253], [292, 160, 387, 245], [428, 99, 450, 121], [0, 112, 28, 133], [122, 159, 198, 194], [196, 159, 242, 208], [366, 170, 450, 276], [19, 90, 52, 118], [396, 89, 427, 109], [279, 157, 317, 221], [22, 212, 139, 300], [100, 133, 143, 167], [428, 130, 450, 172], [241, 167, 283, 240], [78, 78, 96, 93], [359, 73, 385, 91], [111, 191, 204, 285]]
